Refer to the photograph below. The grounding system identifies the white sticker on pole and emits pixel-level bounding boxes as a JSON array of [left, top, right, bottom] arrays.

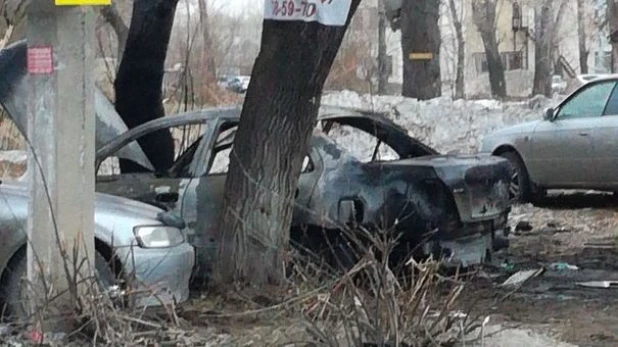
[[264, 0, 352, 27]]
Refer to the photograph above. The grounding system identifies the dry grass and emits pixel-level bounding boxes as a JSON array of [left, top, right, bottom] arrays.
[[171, 227, 478, 347]]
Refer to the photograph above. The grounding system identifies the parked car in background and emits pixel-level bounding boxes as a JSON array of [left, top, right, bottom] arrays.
[[216, 76, 233, 88], [94, 106, 512, 275], [0, 183, 194, 320], [227, 75, 250, 93], [480, 76, 618, 203]]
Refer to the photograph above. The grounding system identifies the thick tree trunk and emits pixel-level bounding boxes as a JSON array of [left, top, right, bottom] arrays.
[[377, 7, 388, 95], [472, 0, 506, 99], [114, 0, 177, 173], [480, 31, 506, 98], [401, 0, 441, 100], [448, 0, 465, 99], [214, 1, 361, 286], [608, 0, 618, 72], [577, 0, 588, 74], [197, 0, 217, 85], [532, 2, 553, 97], [100, 3, 129, 59]]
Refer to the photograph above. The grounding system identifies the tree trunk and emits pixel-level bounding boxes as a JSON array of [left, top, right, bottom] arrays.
[[532, 2, 553, 97], [377, 6, 389, 95], [214, 1, 362, 286], [197, 0, 217, 85], [114, 0, 177, 173], [472, 0, 506, 99], [100, 2, 129, 59], [577, 0, 588, 74], [448, 0, 465, 99], [401, 0, 441, 100], [607, 0, 618, 72]]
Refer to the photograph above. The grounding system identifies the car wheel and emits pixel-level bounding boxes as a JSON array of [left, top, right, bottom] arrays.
[[499, 151, 532, 204], [1, 249, 117, 322]]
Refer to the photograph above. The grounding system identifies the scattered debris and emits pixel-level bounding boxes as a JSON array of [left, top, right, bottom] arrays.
[[549, 262, 579, 271], [500, 268, 544, 287], [576, 281, 618, 289], [500, 261, 517, 273]]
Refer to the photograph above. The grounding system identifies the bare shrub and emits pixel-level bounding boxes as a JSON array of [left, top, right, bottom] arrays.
[[288, 224, 476, 347]]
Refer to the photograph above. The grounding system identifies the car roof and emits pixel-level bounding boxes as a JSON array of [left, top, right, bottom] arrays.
[[96, 104, 438, 166], [582, 74, 618, 82]]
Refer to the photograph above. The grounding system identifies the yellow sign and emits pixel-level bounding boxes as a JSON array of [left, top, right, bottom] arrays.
[[55, 0, 111, 5], [409, 53, 433, 60]]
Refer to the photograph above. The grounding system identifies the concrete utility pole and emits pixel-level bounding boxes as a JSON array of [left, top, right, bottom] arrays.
[[26, 1, 95, 329]]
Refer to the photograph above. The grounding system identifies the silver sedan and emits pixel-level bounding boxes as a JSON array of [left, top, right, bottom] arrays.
[[480, 75, 618, 203], [0, 183, 194, 319]]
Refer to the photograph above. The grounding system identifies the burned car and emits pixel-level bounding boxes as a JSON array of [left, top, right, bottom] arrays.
[[0, 40, 511, 276], [93, 106, 512, 274]]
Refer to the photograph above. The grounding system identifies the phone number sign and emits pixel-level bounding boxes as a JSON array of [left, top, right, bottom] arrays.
[[264, 0, 352, 26]]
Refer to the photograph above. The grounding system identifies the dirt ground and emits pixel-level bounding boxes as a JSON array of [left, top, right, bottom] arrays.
[[462, 191, 618, 347]]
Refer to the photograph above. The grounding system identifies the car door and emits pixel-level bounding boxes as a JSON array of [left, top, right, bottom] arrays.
[[183, 120, 322, 263], [527, 80, 616, 188], [96, 120, 216, 222], [588, 83, 618, 189], [178, 121, 322, 276]]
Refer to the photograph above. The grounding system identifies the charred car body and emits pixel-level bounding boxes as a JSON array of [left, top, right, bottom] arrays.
[[93, 107, 512, 274], [0, 40, 512, 278]]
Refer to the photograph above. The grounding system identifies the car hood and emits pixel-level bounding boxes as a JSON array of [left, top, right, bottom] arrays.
[[0, 182, 164, 222], [0, 40, 153, 170]]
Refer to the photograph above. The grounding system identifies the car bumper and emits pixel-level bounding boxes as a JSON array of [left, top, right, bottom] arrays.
[[115, 243, 194, 307]]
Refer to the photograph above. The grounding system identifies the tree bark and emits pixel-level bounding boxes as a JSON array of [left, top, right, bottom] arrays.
[[214, 1, 362, 286], [401, 0, 441, 100], [114, 0, 177, 173], [100, 2, 129, 59], [197, 0, 217, 85], [577, 0, 588, 74], [532, 2, 553, 96], [377, 5, 389, 95], [607, 0, 618, 72], [448, 0, 465, 99], [472, 0, 506, 99]]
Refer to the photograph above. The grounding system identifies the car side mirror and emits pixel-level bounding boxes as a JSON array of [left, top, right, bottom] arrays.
[[543, 107, 555, 121]]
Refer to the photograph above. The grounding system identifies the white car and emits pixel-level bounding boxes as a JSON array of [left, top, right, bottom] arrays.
[[227, 75, 251, 93]]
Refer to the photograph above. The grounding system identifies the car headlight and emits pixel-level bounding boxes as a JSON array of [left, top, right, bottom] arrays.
[[133, 225, 184, 248]]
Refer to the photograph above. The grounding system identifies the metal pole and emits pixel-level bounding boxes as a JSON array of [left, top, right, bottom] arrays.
[[26, 1, 95, 331]]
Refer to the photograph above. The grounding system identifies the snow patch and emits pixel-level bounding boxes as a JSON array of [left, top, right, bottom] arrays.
[[322, 90, 562, 155]]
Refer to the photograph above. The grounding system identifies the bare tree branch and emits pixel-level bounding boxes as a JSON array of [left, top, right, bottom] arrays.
[[100, 2, 129, 59]]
